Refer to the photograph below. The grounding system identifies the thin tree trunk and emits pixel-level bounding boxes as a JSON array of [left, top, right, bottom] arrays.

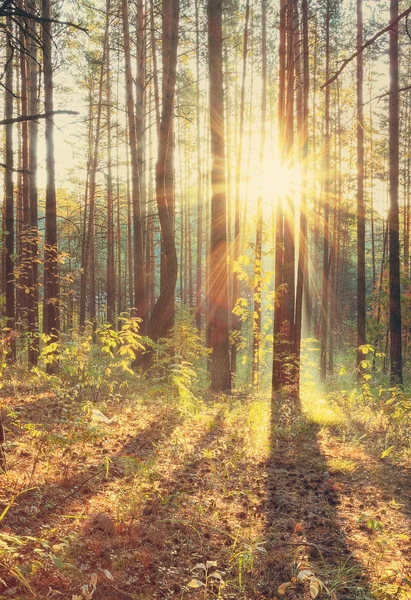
[[294, 0, 309, 396], [195, 0, 203, 333], [273, 0, 287, 392], [356, 0, 366, 376], [320, 0, 331, 382], [389, 0, 403, 385], [19, 19, 30, 339], [80, 18, 109, 329], [252, 0, 267, 388], [231, 0, 250, 379], [106, 0, 115, 324], [121, 0, 146, 324], [28, 0, 39, 364], [4, 16, 15, 361], [282, 0, 295, 377], [42, 0, 60, 355]]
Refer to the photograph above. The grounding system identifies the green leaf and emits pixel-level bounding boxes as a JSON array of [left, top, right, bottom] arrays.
[[50, 555, 64, 570]]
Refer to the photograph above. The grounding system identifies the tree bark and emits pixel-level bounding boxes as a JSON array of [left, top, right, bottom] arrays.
[[252, 0, 267, 388], [42, 0, 60, 356], [356, 0, 366, 376], [121, 0, 146, 324], [231, 0, 250, 379], [28, 0, 39, 364], [208, 0, 231, 392], [142, 0, 179, 354], [4, 15, 15, 361], [294, 0, 309, 396], [389, 0, 403, 385], [106, 0, 115, 325], [320, 0, 331, 382]]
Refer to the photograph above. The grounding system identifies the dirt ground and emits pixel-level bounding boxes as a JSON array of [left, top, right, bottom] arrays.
[[1, 384, 411, 599]]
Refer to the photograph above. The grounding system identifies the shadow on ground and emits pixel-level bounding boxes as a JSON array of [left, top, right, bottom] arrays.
[[258, 394, 374, 599]]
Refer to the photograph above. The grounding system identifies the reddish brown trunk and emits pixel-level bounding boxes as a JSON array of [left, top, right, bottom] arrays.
[[208, 0, 231, 392]]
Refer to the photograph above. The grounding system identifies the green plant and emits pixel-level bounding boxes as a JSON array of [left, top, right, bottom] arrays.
[[187, 560, 225, 598], [231, 540, 267, 589], [37, 314, 144, 402]]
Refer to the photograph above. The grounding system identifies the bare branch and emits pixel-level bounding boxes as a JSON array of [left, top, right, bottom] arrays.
[[321, 4, 411, 89], [0, 109, 79, 126], [0, 162, 29, 173]]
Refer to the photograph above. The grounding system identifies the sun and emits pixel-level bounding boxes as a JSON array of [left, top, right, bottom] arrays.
[[261, 156, 301, 205]]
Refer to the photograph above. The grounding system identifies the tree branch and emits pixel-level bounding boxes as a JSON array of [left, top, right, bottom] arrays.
[[0, 109, 79, 126], [0, 162, 29, 173], [321, 4, 411, 89]]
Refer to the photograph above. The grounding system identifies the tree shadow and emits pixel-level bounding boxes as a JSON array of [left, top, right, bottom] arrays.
[[68, 407, 231, 600], [260, 394, 374, 599]]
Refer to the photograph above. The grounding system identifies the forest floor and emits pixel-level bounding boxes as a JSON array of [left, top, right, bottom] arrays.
[[1, 371, 411, 600]]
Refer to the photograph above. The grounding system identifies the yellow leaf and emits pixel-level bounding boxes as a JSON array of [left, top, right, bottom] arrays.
[[278, 582, 292, 595], [310, 579, 320, 598]]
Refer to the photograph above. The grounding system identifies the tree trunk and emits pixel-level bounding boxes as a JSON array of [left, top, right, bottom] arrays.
[[231, 0, 250, 380], [208, 0, 231, 392], [4, 15, 15, 361], [121, 0, 146, 324], [356, 0, 366, 376], [273, 0, 286, 392], [252, 0, 267, 388], [320, 0, 331, 382], [28, 0, 39, 364], [42, 0, 60, 356], [142, 0, 179, 354], [106, 0, 115, 325], [389, 0, 403, 385], [294, 0, 309, 396], [195, 0, 203, 334]]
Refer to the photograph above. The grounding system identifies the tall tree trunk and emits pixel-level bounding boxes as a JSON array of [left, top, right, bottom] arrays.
[[136, 0, 147, 310], [121, 0, 146, 325], [80, 17, 109, 329], [294, 0, 309, 396], [4, 15, 15, 361], [273, 0, 287, 392], [19, 19, 30, 340], [356, 0, 366, 376], [195, 0, 203, 334], [106, 0, 115, 324], [231, 0, 250, 379], [320, 0, 331, 382], [282, 0, 295, 378], [208, 0, 231, 392], [28, 0, 39, 364], [143, 0, 179, 354], [42, 0, 60, 355], [252, 0, 267, 388], [389, 0, 403, 385]]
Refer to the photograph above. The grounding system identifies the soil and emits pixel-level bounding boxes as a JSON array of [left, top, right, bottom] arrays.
[[0, 385, 410, 600]]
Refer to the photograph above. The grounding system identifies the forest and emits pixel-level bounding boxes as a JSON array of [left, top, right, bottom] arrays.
[[0, 0, 411, 597]]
